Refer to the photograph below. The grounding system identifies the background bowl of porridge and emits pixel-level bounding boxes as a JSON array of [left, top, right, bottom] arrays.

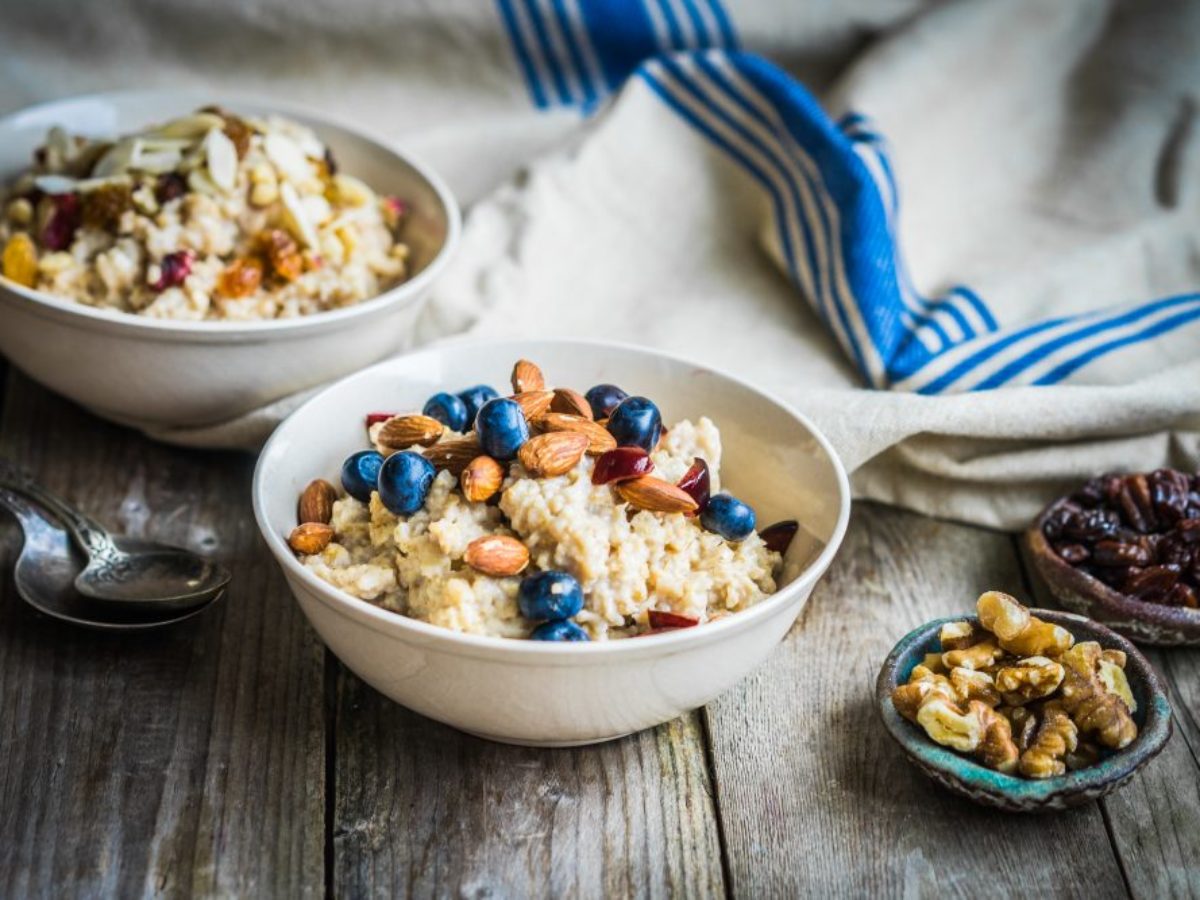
[[0, 90, 459, 428], [252, 339, 851, 746]]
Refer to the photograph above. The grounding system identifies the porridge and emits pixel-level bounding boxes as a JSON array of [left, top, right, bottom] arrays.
[[0, 107, 410, 320], [287, 360, 799, 641]]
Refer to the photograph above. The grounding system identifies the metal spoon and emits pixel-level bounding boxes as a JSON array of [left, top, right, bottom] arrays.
[[0, 459, 230, 613], [0, 487, 222, 630]]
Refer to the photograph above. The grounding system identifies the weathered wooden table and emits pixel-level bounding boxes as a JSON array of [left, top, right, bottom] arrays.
[[1, 366, 1198, 899]]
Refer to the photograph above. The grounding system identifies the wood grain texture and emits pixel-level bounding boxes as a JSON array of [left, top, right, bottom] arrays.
[[705, 505, 1128, 898], [0, 375, 326, 898], [1019, 540, 1200, 898], [332, 668, 725, 899]]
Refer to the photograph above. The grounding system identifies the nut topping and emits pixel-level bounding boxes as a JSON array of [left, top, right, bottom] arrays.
[[512, 390, 555, 422], [464, 535, 529, 577], [297, 478, 337, 525], [461, 455, 505, 503], [376, 414, 445, 451], [518, 432, 589, 478], [537, 413, 617, 456], [615, 476, 699, 514], [422, 436, 482, 476], [511, 359, 545, 394], [288, 522, 333, 555]]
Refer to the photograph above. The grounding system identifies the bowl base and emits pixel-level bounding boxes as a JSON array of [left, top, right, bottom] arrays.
[[460, 727, 636, 748]]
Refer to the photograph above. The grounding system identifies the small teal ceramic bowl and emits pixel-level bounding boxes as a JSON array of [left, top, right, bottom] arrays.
[[875, 608, 1172, 813]]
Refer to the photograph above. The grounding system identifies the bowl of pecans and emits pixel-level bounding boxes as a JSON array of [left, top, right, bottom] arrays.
[[252, 338, 851, 745], [876, 591, 1172, 812], [1026, 470, 1200, 646], [0, 90, 459, 428]]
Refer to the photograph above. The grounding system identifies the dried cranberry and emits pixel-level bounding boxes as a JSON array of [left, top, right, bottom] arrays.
[[1150, 468, 1190, 524], [647, 610, 699, 630], [1042, 506, 1076, 540], [1125, 564, 1180, 600], [760, 520, 799, 554], [40, 193, 80, 251], [149, 250, 194, 291], [155, 172, 187, 204], [592, 447, 653, 485], [1063, 508, 1120, 542], [1093, 540, 1153, 567], [366, 413, 398, 427], [676, 457, 710, 513]]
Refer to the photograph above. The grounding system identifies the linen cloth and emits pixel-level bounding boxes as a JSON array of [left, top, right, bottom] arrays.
[[1, 0, 1197, 529]]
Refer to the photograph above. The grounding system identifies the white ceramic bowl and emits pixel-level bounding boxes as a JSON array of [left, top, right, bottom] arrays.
[[253, 340, 851, 746], [0, 90, 460, 427]]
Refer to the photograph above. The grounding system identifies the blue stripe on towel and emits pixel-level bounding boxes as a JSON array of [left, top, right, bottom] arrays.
[[497, 0, 550, 108], [522, 0, 574, 105]]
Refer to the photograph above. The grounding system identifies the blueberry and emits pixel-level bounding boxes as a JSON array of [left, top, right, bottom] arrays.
[[341, 450, 384, 502], [377, 450, 436, 515], [518, 570, 585, 621], [585, 383, 628, 419], [606, 396, 662, 452], [700, 493, 757, 541], [422, 392, 469, 432], [530, 619, 589, 642], [457, 384, 499, 428], [475, 397, 529, 461]]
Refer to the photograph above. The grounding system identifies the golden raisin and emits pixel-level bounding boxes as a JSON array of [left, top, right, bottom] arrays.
[[259, 228, 303, 282], [217, 256, 264, 298], [2, 233, 38, 287], [222, 115, 253, 159], [81, 183, 132, 231]]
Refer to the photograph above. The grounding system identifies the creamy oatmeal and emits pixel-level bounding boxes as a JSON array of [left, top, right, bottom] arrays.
[[287, 361, 794, 642], [0, 108, 410, 320]]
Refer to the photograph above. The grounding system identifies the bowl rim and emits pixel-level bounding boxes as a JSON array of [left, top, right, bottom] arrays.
[[0, 88, 461, 342], [251, 336, 853, 659], [1027, 497, 1200, 629], [875, 608, 1173, 805]]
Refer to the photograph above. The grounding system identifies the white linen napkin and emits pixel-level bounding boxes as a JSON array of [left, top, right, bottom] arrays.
[[2, 0, 1197, 529]]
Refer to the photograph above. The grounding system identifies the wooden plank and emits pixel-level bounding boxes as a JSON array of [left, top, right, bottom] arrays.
[[704, 504, 1128, 898], [1019, 540, 1200, 898], [0, 375, 326, 898], [332, 668, 725, 898]]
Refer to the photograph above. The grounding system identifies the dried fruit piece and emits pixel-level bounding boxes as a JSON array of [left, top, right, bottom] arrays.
[[376, 414, 445, 451], [461, 455, 504, 503], [511, 359, 545, 394], [155, 172, 187, 203], [550, 388, 592, 419], [647, 610, 700, 630], [592, 447, 654, 486], [365, 412, 399, 428], [464, 535, 529, 577], [422, 436, 482, 476], [518, 432, 588, 478], [260, 228, 304, 282], [512, 390, 555, 421], [676, 457, 711, 513], [2, 233, 38, 287], [759, 520, 799, 554], [40, 192, 80, 251], [222, 114, 253, 159], [150, 250, 195, 291], [538, 413, 617, 455], [217, 256, 263, 298], [81, 183, 132, 231], [298, 478, 337, 524], [615, 476, 699, 514], [288, 522, 333, 555]]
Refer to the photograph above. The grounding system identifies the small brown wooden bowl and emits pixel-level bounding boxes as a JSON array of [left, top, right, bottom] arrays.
[[1026, 498, 1200, 647]]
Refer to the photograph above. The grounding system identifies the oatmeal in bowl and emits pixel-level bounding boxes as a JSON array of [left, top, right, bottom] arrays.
[[287, 358, 792, 640], [253, 340, 850, 744]]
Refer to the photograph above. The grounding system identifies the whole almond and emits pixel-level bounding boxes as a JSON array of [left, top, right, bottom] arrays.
[[297, 478, 337, 524], [423, 435, 481, 475], [288, 522, 334, 554], [461, 455, 505, 502], [615, 476, 699, 514], [464, 534, 530, 577], [511, 359, 545, 393], [518, 431, 589, 477], [538, 412, 617, 455], [376, 414, 445, 451], [550, 387, 593, 419], [512, 390, 555, 422]]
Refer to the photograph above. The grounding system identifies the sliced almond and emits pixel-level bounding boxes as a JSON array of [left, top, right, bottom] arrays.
[[512, 390, 554, 422], [511, 359, 545, 393], [518, 432, 589, 478], [464, 535, 529, 577], [422, 435, 481, 475], [538, 413, 616, 455], [461, 455, 505, 503], [376, 414, 445, 451], [288, 522, 334, 555], [298, 478, 337, 524], [615, 476, 699, 514], [204, 128, 238, 191], [550, 387, 592, 419]]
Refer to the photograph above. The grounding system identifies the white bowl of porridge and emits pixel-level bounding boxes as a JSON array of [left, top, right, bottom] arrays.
[[0, 91, 459, 427], [253, 339, 850, 746]]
